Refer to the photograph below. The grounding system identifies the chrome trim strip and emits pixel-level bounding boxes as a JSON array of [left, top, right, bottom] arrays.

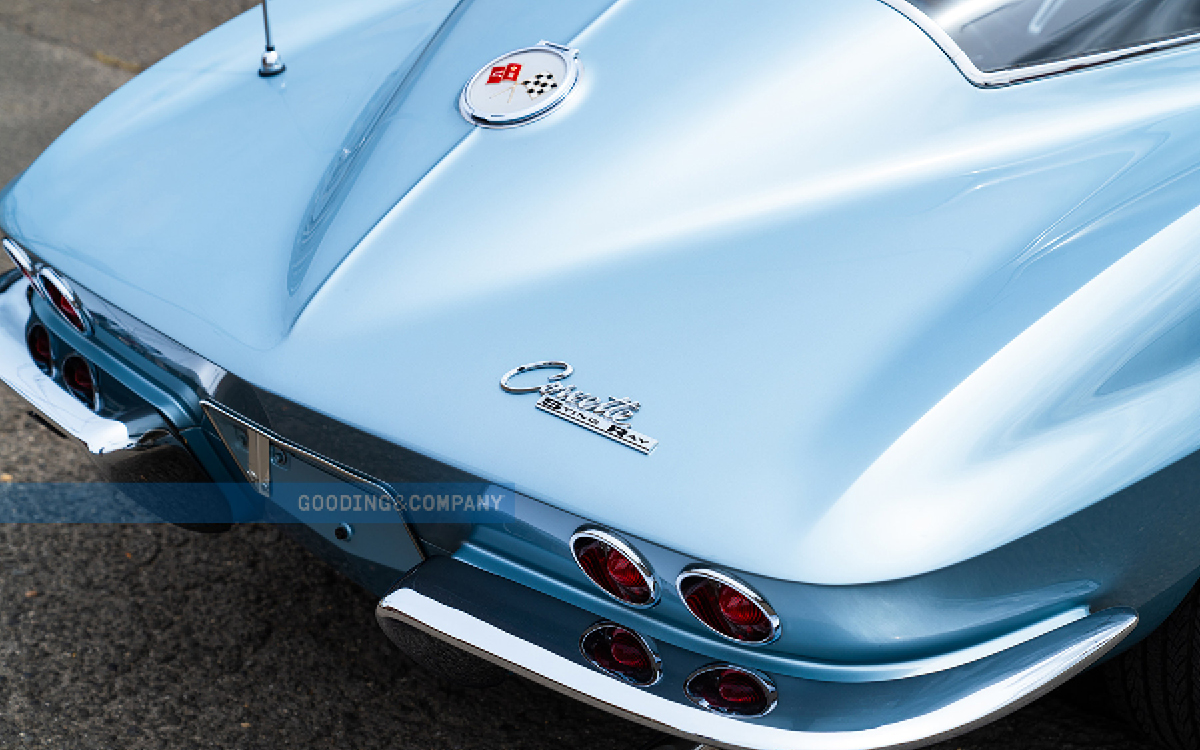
[[378, 576, 1138, 750], [570, 526, 662, 608], [199, 399, 425, 557], [875, 0, 1200, 87], [201, 400, 396, 496], [73, 283, 227, 398], [677, 567, 782, 646], [246, 423, 272, 496], [579, 621, 664, 687], [684, 663, 778, 718], [2, 237, 224, 399]]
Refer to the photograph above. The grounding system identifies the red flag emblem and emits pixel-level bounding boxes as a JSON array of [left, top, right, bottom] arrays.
[[487, 63, 522, 84]]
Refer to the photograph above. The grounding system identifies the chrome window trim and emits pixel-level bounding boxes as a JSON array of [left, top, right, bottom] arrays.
[[578, 621, 664, 687], [569, 526, 661, 608], [676, 567, 782, 646], [876, 0, 1200, 87], [683, 663, 779, 718]]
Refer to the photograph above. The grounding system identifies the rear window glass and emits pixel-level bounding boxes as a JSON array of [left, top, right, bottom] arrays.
[[905, 0, 1200, 73]]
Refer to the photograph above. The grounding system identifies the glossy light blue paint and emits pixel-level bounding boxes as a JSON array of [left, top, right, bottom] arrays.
[[1, 0, 619, 347], [8, 0, 1200, 589]]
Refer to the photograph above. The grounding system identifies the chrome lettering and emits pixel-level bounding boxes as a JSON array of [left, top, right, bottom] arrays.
[[504, 362, 657, 454]]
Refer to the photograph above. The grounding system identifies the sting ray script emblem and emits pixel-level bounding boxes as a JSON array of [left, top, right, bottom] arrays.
[[500, 362, 658, 455]]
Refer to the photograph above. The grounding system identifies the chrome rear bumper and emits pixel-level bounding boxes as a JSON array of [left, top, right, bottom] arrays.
[[377, 556, 1137, 750], [0, 272, 228, 523], [0, 273, 144, 454]]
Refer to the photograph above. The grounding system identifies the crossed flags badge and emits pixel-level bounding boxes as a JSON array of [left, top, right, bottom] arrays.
[[521, 72, 557, 99], [486, 62, 559, 102], [486, 63, 522, 84]]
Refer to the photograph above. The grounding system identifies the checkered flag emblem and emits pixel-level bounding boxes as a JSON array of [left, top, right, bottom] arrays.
[[521, 72, 558, 100]]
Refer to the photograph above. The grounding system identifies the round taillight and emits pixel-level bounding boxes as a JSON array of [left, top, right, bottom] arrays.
[[62, 356, 97, 409], [685, 665, 777, 717], [570, 528, 658, 607], [26, 324, 52, 374], [37, 268, 88, 333], [2, 238, 37, 287], [579, 623, 661, 686], [677, 569, 779, 644]]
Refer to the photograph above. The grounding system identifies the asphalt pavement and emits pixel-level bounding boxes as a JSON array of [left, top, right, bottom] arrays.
[[0, 2, 1174, 749]]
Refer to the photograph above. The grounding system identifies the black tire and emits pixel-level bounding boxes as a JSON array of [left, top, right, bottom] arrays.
[[1107, 582, 1200, 749]]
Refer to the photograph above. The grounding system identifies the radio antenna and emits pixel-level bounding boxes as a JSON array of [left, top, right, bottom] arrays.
[[258, 0, 285, 77]]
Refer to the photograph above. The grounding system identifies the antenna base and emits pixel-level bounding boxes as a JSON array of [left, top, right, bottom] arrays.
[[259, 49, 285, 77]]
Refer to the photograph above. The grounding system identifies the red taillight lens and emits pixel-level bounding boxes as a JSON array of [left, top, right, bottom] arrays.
[[571, 530, 657, 606], [719, 586, 768, 627], [580, 624, 660, 686], [685, 665, 777, 717], [38, 269, 87, 333], [62, 356, 96, 409], [26, 324, 51, 374], [678, 572, 778, 644], [606, 549, 644, 588]]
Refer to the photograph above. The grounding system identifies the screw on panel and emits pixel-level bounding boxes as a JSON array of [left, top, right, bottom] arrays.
[[334, 523, 353, 542]]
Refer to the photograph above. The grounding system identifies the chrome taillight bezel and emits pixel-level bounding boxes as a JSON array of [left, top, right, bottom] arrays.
[[569, 526, 660, 608], [684, 663, 778, 717], [578, 622, 663, 687], [2, 238, 39, 291], [676, 567, 781, 645], [25, 323, 53, 376], [62, 355, 100, 411], [37, 267, 91, 334]]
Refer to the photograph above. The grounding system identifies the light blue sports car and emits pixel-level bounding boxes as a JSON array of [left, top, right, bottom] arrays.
[[6, 0, 1200, 747]]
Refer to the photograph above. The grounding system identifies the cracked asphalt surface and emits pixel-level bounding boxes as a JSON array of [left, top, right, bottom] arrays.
[[0, 2, 1174, 749]]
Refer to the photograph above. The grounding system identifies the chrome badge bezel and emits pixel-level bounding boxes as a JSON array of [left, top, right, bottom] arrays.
[[460, 42, 580, 128]]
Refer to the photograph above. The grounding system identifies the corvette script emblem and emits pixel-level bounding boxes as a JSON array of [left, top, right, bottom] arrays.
[[500, 362, 658, 455], [460, 42, 580, 128]]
